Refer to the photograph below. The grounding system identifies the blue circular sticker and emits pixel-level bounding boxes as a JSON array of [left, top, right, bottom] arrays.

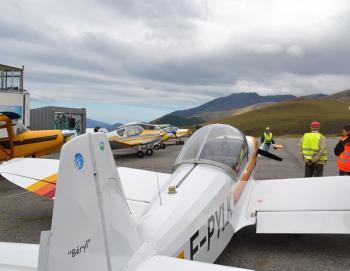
[[74, 153, 84, 170]]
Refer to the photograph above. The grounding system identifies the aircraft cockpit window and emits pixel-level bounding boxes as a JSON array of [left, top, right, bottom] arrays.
[[12, 122, 28, 135], [117, 128, 126, 137], [134, 126, 144, 135], [126, 126, 144, 137], [139, 124, 150, 130], [140, 124, 161, 130], [0, 127, 9, 139], [174, 124, 249, 176]]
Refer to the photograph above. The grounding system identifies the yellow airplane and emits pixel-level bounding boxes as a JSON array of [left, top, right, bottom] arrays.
[[118, 122, 168, 150], [108, 124, 164, 157], [0, 112, 73, 161], [162, 125, 192, 145]]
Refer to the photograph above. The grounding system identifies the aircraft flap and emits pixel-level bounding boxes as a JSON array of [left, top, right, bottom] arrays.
[[256, 211, 350, 233], [248, 176, 350, 233]]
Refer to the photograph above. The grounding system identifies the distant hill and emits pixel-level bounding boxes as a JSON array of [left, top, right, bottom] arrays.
[[154, 92, 297, 126], [107, 122, 123, 131], [152, 115, 202, 127], [86, 118, 122, 132], [199, 102, 277, 122], [86, 118, 110, 128], [325, 89, 350, 100], [215, 99, 350, 136], [301, 93, 328, 99], [167, 92, 296, 118]]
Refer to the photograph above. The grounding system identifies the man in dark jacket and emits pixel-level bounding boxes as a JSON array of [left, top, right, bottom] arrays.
[[334, 125, 350, 176]]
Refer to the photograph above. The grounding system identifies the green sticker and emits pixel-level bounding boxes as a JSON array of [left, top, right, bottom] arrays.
[[100, 141, 105, 151]]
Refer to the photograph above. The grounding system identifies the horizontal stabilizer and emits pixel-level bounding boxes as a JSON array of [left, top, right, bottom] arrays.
[[0, 158, 170, 202], [0, 158, 59, 198]]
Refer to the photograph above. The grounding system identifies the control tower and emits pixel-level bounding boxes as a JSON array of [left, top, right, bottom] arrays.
[[0, 64, 30, 126]]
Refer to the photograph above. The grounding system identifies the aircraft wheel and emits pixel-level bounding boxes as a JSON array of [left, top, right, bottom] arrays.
[[146, 149, 153, 156], [175, 141, 179, 145], [160, 143, 166, 149], [137, 151, 144, 158], [154, 144, 160, 150], [180, 140, 185, 145]]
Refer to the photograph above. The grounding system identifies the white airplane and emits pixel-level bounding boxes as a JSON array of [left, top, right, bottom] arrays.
[[1, 124, 350, 271]]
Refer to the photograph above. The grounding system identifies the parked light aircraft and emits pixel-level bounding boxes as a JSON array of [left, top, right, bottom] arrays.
[[108, 124, 164, 157], [162, 125, 192, 145], [0, 112, 75, 161], [118, 122, 167, 150], [1, 124, 350, 271]]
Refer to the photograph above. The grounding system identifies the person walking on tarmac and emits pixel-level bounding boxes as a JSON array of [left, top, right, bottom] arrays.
[[300, 121, 328, 177], [334, 125, 350, 176], [261, 127, 275, 152]]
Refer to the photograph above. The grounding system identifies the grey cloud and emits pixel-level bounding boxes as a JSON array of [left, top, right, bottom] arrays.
[[100, 0, 208, 20], [1, 0, 350, 112]]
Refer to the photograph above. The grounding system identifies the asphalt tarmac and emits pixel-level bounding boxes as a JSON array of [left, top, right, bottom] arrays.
[[1, 138, 349, 271]]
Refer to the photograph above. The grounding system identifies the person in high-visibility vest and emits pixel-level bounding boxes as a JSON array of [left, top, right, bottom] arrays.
[[261, 127, 275, 152], [334, 125, 350, 176], [299, 121, 328, 177]]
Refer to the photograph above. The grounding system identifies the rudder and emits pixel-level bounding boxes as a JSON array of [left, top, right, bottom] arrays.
[[39, 133, 141, 271]]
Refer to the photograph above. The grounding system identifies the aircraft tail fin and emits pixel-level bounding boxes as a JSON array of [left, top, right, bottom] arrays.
[[39, 133, 141, 271]]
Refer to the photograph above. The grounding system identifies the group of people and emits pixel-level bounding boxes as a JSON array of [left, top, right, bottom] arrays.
[[260, 123, 350, 177]]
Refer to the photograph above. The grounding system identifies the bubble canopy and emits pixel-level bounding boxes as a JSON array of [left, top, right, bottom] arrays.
[[174, 124, 249, 175]]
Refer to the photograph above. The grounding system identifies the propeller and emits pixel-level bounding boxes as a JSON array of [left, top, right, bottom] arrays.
[[258, 148, 283, 162]]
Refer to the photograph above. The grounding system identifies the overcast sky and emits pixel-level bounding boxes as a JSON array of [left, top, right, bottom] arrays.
[[1, 0, 350, 123]]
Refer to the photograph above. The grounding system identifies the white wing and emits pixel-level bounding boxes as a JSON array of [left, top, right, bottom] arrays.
[[248, 176, 350, 233], [137, 256, 251, 271], [0, 247, 251, 271], [0, 242, 39, 271]]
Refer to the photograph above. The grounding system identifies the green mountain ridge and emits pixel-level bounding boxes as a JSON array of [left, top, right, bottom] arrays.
[[215, 98, 350, 136]]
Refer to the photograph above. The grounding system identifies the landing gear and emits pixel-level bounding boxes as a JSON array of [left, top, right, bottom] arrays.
[[160, 143, 166, 149], [154, 144, 160, 150], [175, 140, 184, 145], [146, 149, 153, 156], [137, 151, 144, 158]]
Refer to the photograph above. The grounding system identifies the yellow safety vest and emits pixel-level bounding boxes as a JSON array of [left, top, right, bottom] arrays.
[[301, 132, 328, 161], [264, 132, 273, 144]]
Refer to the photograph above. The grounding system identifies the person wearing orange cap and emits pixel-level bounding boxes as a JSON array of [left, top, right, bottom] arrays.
[[334, 125, 350, 176], [299, 121, 328, 177]]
